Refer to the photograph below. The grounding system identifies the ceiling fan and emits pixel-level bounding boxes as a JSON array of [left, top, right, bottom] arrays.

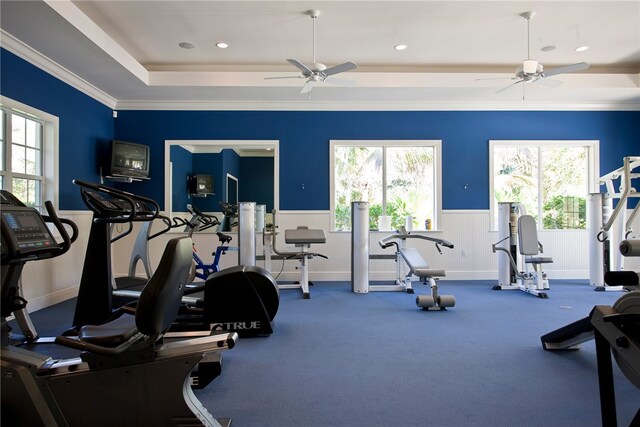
[[266, 10, 358, 94], [486, 11, 590, 97]]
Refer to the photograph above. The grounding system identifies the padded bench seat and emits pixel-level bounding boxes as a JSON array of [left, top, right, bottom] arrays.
[[285, 228, 326, 245], [400, 248, 446, 278], [526, 256, 553, 264]]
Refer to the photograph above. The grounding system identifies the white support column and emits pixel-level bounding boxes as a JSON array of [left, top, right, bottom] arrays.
[[589, 193, 607, 287], [497, 202, 512, 287], [238, 202, 256, 266], [351, 201, 369, 293]]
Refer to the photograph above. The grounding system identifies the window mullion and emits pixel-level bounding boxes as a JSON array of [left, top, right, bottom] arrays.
[[538, 146, 543, 229], [5, 112, 12, 192], [381, 146, 387, 215]]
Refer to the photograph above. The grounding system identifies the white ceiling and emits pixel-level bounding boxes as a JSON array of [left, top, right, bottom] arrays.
[[1, 0, 639, 110]]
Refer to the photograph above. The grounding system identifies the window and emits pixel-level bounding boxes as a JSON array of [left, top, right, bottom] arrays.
[[330, 140, 441, 231], [0, 97, 58, 210], [490, 140, 599, 230]]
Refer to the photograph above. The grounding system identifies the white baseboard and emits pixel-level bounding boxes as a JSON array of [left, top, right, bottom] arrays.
[[27, 286, 79, 313], [278, 270, 589, 283]]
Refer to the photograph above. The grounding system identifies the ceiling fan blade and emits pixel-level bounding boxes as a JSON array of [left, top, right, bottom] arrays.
[[496, 79, 524, 94], [536, 78, 564, 88], [476, 77, 517, 81], [541, 62, 590, 78], [323, 62, 358, 77], [325, 77, 357, 87], [300, 80, 314, 94], [264, 76, 305, 80], [287, 59, 313, 74]]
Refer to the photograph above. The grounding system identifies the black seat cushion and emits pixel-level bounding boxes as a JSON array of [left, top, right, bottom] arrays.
[[78, 315, 138, 347]]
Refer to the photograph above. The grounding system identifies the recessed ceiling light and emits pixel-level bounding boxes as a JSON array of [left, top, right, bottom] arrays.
[[216, 42, 229, 49], [575, 46, 589, 52], [178, 42, 195, 49], [540, 45, 556, 52], [394, 44, 407, 51]]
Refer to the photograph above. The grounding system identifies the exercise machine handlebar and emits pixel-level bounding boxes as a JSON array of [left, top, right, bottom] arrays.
[[73, 179, 160, 224], [142, 215, 189, 240], [187, 204, 221, 232], [379, 230, 454, 254], [599, 156, 640, 233], [0, 194, 79, 264], [42, 200, 79, 255]]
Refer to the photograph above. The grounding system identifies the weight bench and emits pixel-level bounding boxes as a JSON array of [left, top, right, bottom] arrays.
[[272, 226, 327, 299], [378, 230, 455, 310], [399, 248, 455, 310]]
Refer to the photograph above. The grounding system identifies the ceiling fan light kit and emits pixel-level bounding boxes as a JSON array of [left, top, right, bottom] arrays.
[[522, 60, 539, 75], [485, 11, 591, 98]]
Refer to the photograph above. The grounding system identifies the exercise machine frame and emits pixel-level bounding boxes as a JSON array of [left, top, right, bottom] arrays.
[[589, 156, 640, 292], [492, 202, 552, 298], [351, 201, 455, 310], [185, 204, 236, 281], [263, 209, 327, 299], [1, 191, 237, 426], [72, 180, 279, 338], [378, 229, 456, 310]]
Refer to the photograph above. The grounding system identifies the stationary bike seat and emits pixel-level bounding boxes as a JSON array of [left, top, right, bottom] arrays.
[[216, 232, 233, 244]]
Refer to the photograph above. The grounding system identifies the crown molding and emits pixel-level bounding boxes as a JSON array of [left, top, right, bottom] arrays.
[[115, 99, 640, 112], [1, 30, 117, 109]]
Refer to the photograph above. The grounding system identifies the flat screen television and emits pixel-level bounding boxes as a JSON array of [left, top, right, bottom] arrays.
[[189, 174, 214, 195], [110, 140, 150, 179]]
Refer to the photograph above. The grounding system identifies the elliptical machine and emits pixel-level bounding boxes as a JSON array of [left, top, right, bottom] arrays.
[[1, 190, 237, 426], [72, 179, 161, 329], [72, 180, 280, 337]]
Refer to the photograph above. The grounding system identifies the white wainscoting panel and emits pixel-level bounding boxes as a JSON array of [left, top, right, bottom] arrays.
[[23, 209, 640, 311], [19, 212, 92, 312]]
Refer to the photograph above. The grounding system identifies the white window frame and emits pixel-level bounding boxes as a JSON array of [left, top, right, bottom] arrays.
[[330, 139, 442, 231], [0, 96, 59, 210], [489, 139, 599, 230]]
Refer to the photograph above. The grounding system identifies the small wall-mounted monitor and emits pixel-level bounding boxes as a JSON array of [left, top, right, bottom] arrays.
[[110, 140, 150, 179], [188, 174, 214, 196]]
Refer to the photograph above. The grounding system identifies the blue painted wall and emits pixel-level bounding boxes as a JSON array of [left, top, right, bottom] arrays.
[[114, 110, 639, 210], [2, 48, 638, 212], [170, 148, 272, 213], [240, 157, 274, 211], [0, 49, 114, 209], [170, 145, 192, 212], [221, 149, 240, 203]]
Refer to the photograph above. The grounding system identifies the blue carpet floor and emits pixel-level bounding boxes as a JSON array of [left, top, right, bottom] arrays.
[[13, 280, 639, 426], [193, 280, 639, 427]]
